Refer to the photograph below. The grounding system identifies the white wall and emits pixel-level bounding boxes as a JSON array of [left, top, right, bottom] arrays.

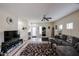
[[18, 19, 29, 40]]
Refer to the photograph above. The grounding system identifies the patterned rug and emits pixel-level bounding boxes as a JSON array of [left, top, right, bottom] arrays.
[[20, 43, 58, 56]]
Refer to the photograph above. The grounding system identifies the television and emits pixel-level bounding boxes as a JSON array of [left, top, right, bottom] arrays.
[[4, 31, 19, 42]]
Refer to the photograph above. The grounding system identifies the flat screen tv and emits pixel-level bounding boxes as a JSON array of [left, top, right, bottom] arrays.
[[4, 31, 19, 42]]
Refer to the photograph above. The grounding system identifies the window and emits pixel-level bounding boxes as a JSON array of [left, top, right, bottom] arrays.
[[66, 22, 73, 29], [59, 25, 63, 30]]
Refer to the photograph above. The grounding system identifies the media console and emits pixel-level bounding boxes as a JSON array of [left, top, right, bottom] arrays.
[[1, 31, 23, 53], [1, 39, 23, 53]]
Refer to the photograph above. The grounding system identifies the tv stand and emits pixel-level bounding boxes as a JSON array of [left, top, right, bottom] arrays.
[[1, 39, 23, 53]]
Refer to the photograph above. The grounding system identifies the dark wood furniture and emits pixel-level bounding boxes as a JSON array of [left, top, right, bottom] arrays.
[[1, 31, 23, 53], [1, 39, 23, 53], [42, 36, 49, 41]]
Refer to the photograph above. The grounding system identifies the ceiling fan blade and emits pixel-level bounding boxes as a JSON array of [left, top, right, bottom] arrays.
[[47, 17, 52, 19], [41, 15, 52, 21], [41, 19, 44, 21], [46, 18, 49, 21]]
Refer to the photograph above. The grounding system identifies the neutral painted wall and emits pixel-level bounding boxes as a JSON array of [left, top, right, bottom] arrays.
[[54, 10, 79, 38], [18, 19, 29, 40]]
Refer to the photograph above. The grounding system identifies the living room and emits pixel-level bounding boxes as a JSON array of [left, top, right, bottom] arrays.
[[0, 3, 79, 56]]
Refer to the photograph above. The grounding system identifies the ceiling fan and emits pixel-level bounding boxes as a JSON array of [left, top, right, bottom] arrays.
[[41, 15, 52, 21]]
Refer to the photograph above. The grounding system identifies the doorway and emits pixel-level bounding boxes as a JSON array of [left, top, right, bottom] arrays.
[[42, 27, 46, 36], [31, 24, 42, 42]]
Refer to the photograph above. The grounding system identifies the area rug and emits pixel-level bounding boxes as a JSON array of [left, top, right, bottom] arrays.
[[20, 43, 57, 56]]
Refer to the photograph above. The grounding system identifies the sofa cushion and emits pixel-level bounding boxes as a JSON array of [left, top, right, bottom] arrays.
[[61, 35, 67, 41], [72, 37, 79, 46], [61, 41, 71, 46], [56, 46, 79, 56], [66, 36, 72, 43], [74, 42, 79, 52], [54, 35, 61, 39]]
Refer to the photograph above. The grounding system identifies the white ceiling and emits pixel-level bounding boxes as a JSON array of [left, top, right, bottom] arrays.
[[0, 3, 79, 22]]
